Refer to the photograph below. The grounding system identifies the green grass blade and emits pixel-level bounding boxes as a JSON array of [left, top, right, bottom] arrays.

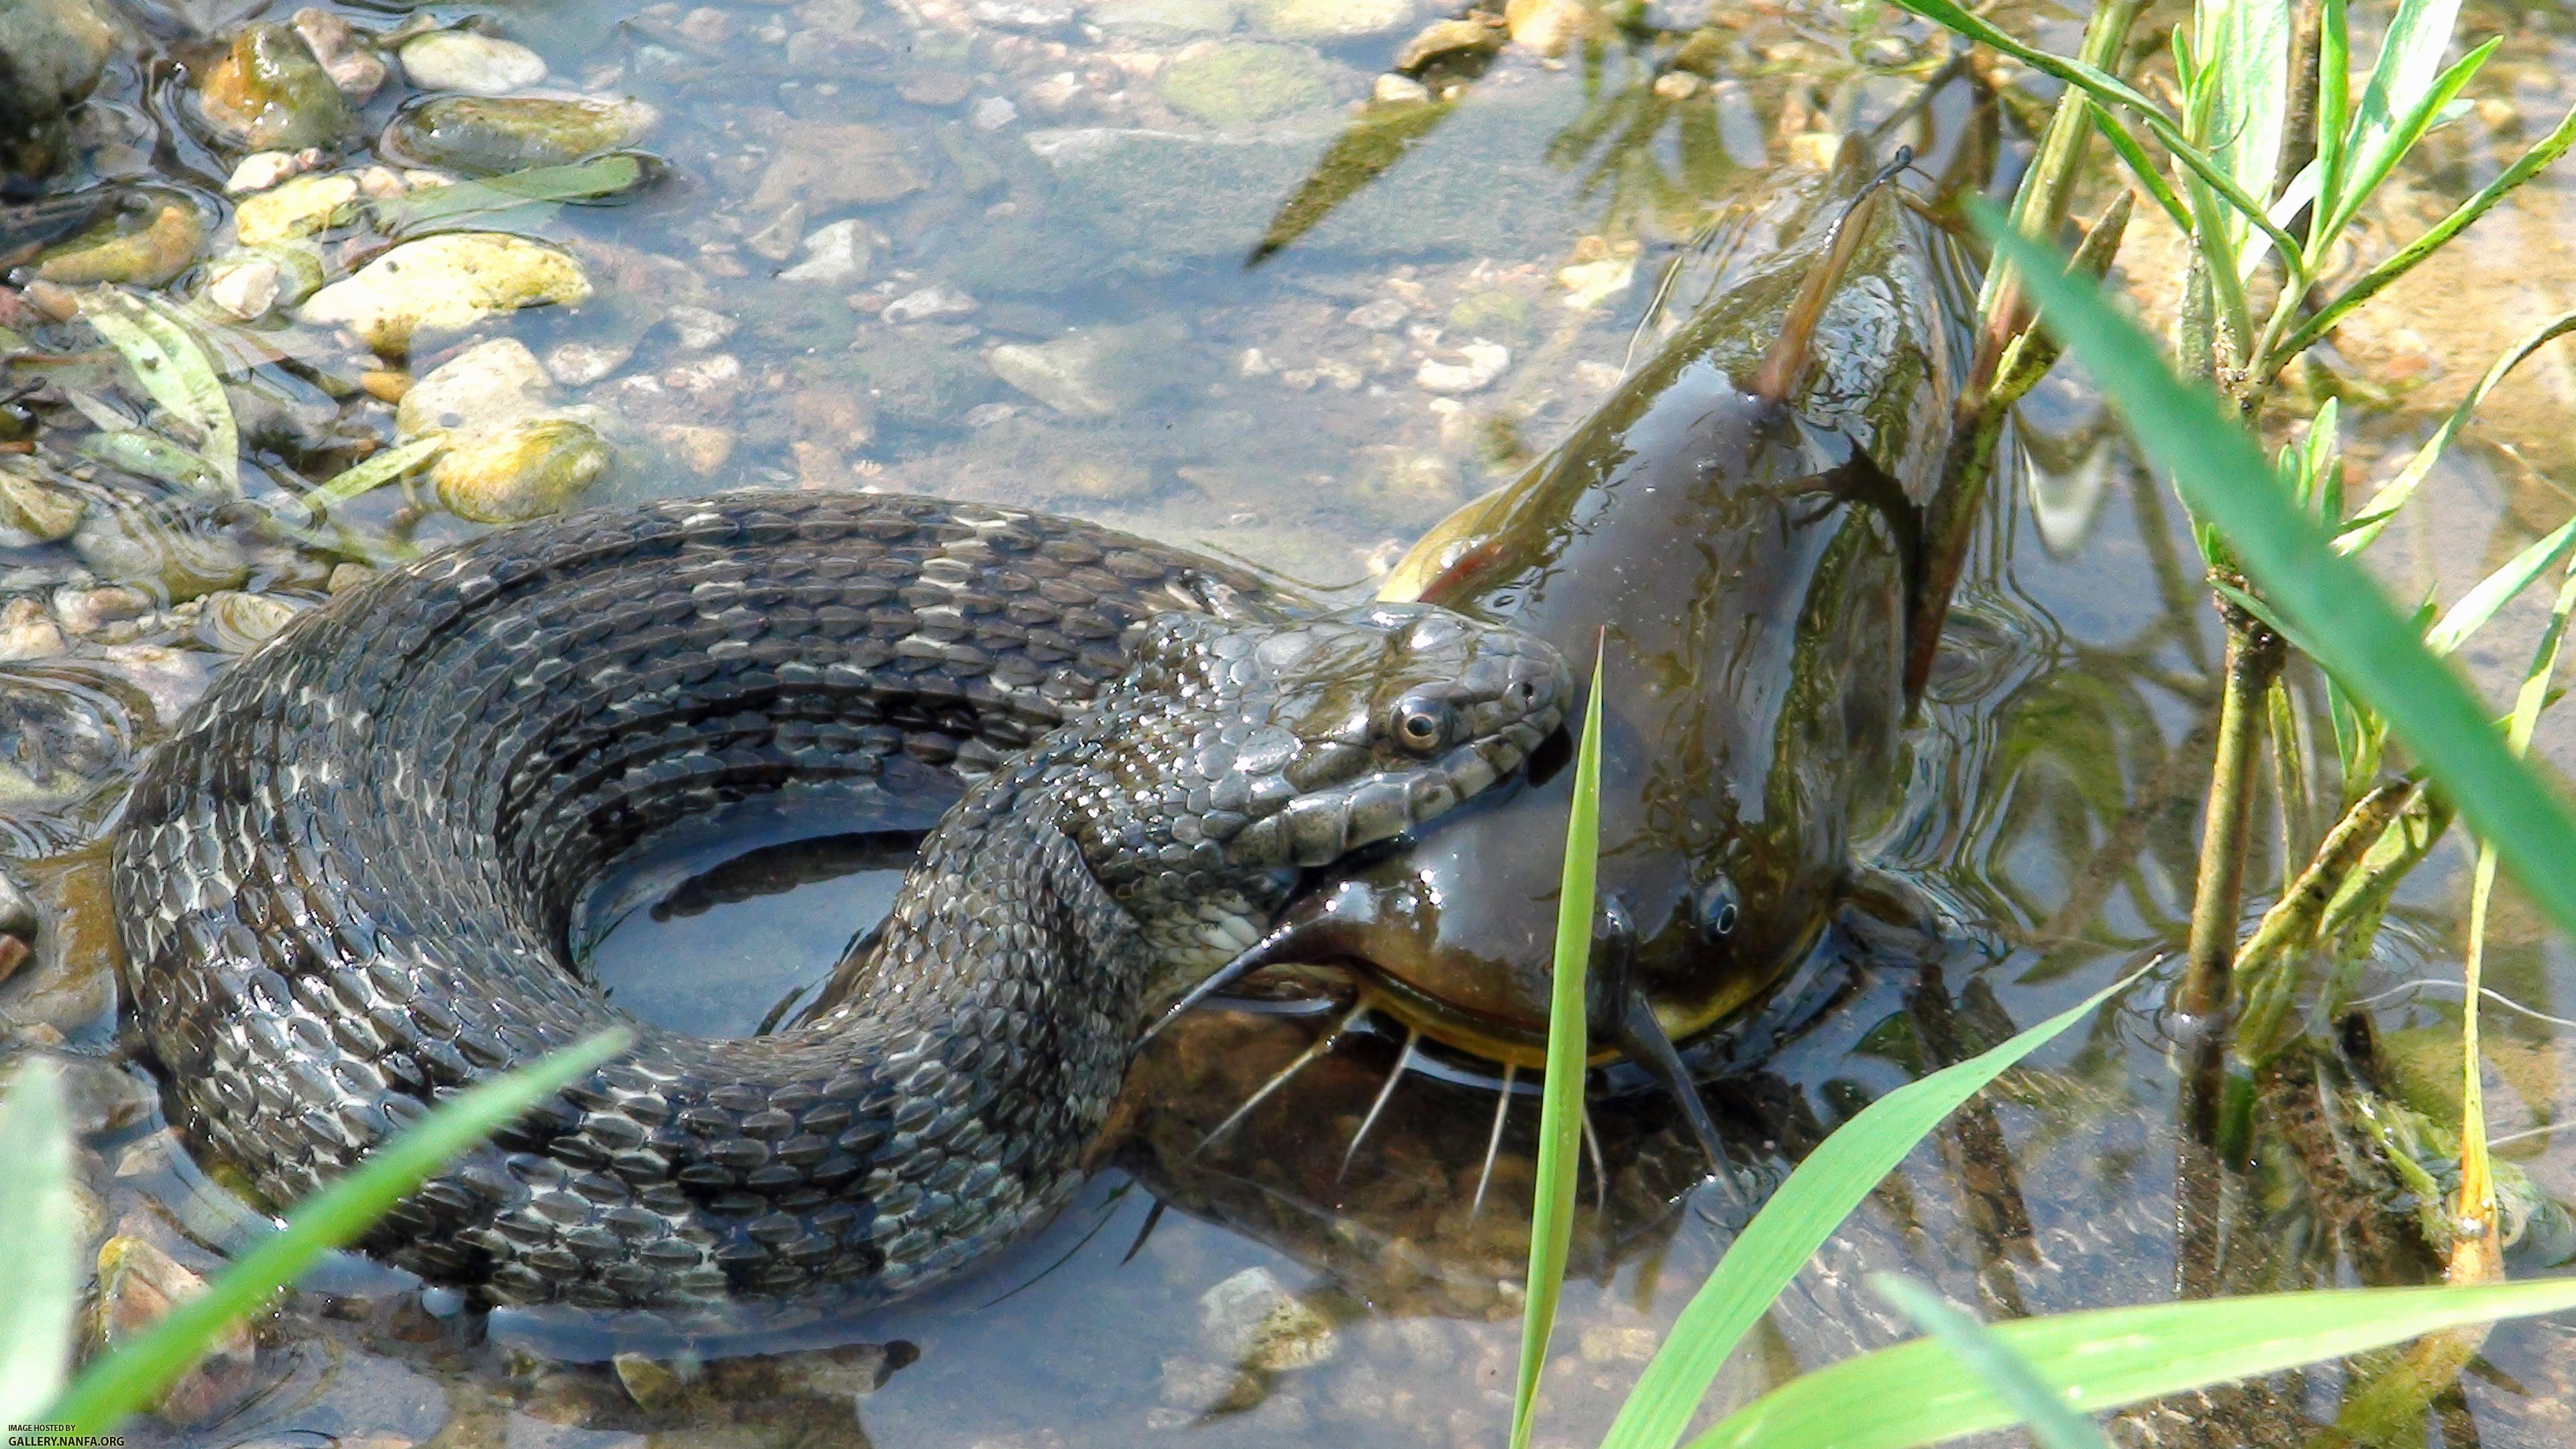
[[1596, 967, 2148, 1449], [2090, 111, 2193, 231], [1982, 210, 2576, 947], [1690, 1277, 2576, 1449], [1868, 1276, 2110, 1449], [1511, 642, 1606, 1449], [2313, 0, 2350, 244], [0, 1060, 78, 1424], [2279, 102, 2576, 368], [80, 288, 239, 495], [1888, 0, 2304, 266], [309, 435, 447, 510], [2342, 0, 2465, 191], [2422, 517, 2576, 657], [2314, 37, 2498, 273], [47, 1030, 631, 1433], [2206, 0, 2292, 248], [2335, 310, 2576, 553]]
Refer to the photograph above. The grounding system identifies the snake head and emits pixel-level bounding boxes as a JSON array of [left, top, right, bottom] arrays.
[[1071, 602, 1568, 996]]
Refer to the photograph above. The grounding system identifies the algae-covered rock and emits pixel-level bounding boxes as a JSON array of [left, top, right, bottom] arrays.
[[70, 495, 252, 601], [230, 169, 354, 246], [197, 22, 352, 152], [380, 94, 656, 176], [1156, 41, 1340, 125], [1244, 0, 1410, 40], [433, 416, 609, 522], [300, 232, 590, 352], [398, 30, 547, 95], [35, 201, 203, 286], [0, 0, 119, 179]]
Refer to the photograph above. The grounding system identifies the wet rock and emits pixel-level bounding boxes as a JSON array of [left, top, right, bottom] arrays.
[[399, 30, 547, 95], [232, 170, 356, 246], [1578, 1322, 1658, 1363], [1087, 0, 1235, 34], [882, 285, 976, 324], [0, 598, 66, 663], [433, 416, 609, 523], [192, 589, 304, 653], [1415, 338, 1507, 393], [36, 201, 203, 286], [0, 863, 38, 941], [0, 468, 85, 547], [1345, 296, 1407, 330], [290, 7, 384, 101], [1503, 0, 1593, 56], [51, 583, 148, 636], [55, 1054, 150, 1134], [969, 0, 1076, 28], [1392, 15, 1501, 71], [1554, 255, 1631, 312], [198, 22, 353, 152], [94, 1236, 259, 1423], [0, 0, 120, 180], [70, 501, 250, 602], [644, 422, 735, 477], [1373, 71, 1430, 103], [898, 71, 976, 106], [750, 123, 923, 210], [1161, 1355, 1265, 1413], [380, 95, 656, 176], [1198, 1267, 1338, 1371], [777, 219, 872, 285], [300, 232, 591, 352], [665, 304, 737, 350], [205, 255, 282, 319], [95, 643, 211, 720], [1247, 0, 1410, 40], [223, 147, 319, 193], [970, 96, 1019, 132], [612, 1352, 694, 1410], [987, 323, 1172, 418], [396, 337, 551, 439], [844, 331, 991, 429], [543, 339, 630, 386], [328, 563, 374, 593], [1157, 41, 1340, 125], [743, 205, 806, 262]]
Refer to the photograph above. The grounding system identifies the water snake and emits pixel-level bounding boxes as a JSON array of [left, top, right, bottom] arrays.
[[111, 491, 1568, 1313]]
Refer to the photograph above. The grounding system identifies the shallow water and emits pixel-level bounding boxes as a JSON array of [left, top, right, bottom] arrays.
[[15, 0, 2576, 1444]]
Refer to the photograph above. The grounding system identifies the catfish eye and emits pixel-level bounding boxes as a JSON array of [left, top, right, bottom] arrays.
[[1697, 875, 1741, 940], [1387, 695, 1456, 756]]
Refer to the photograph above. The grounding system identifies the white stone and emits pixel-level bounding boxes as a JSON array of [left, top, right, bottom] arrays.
[[1344, 297, 1407, 330], [223, 150, 309, 195], [397, 337, 551, 440], [881, 285, 978, 324], [399, 31, 549, 96], [665, 305, 739, 350], [544, 340, 632, 386], [1197, 1267, 1339, 1371], [1372, 71, 1429, 103], [1415, 338, 1507, 393], [1557, 255, 1634, 311], [778, 219, 872, 285], [970, 95, 1020, 131], [206, 258, 282, 321]]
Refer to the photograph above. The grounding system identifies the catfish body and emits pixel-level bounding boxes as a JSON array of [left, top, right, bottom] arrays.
[[1289, 159, 1976, 1060]]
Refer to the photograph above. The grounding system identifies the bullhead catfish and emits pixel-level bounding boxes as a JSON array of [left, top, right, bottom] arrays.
[[1216, 148, 1978, 1091]]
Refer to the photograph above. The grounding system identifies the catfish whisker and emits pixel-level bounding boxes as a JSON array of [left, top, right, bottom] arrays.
[[1188, 1001, 1368, 1160], [1468, 1061, 1516, 1225], [1580, 1102, 1607, 1216], [1338, 1026, 1421, 1181]]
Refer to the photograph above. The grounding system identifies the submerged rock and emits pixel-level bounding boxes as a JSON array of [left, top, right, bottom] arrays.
[[192, 589, 304, 652], [299, 231, 590, 352], [1087, 0, 1236, 35], [1245, 0, 1410, 40], [432, 415, 609, 523], [777, 218, 872, 285], [290, 7, 385, 101], [380, 94, 656, 176], [398, 30, 547, 95], [0, 0, 120, 180], [986, 323, 1178, 418], [230, 169, 355, 246], [1198, 1267, 1339, 1371], [197, 22, 353, 152], [35, 201, 203, 286], [0, 467, 85, 547], [1156, 41, 1341, 125], [70, 496, 252, 601], [94, 1236, 259, 1423], [750, 123, 924, 210], [396, 337, 551, 439]]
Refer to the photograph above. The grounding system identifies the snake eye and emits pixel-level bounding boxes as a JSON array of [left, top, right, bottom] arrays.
[[1387, 695, 1456, 756]]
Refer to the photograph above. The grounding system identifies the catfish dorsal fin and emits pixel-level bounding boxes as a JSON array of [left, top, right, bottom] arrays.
[[1746, 141, 1915, 405]]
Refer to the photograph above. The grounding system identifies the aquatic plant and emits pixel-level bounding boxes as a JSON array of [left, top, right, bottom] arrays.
[[3, 1031, 628, 1432]]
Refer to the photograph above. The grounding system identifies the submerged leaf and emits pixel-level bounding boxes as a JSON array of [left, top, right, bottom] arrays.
[[80, 288, 240, 494]]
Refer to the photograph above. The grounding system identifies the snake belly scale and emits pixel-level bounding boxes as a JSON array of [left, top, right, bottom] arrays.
[[112, 491, 1568, 1313]]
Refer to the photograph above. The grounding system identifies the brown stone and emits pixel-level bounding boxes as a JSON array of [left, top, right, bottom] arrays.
[[751, 124, 924, 210]]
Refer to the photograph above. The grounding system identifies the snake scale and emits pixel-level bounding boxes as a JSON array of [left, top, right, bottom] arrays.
[[112, 490, 1568, 1313]]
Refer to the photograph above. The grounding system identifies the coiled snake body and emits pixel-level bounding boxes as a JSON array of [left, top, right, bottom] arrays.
[[113, 491, 1567, 1312]]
